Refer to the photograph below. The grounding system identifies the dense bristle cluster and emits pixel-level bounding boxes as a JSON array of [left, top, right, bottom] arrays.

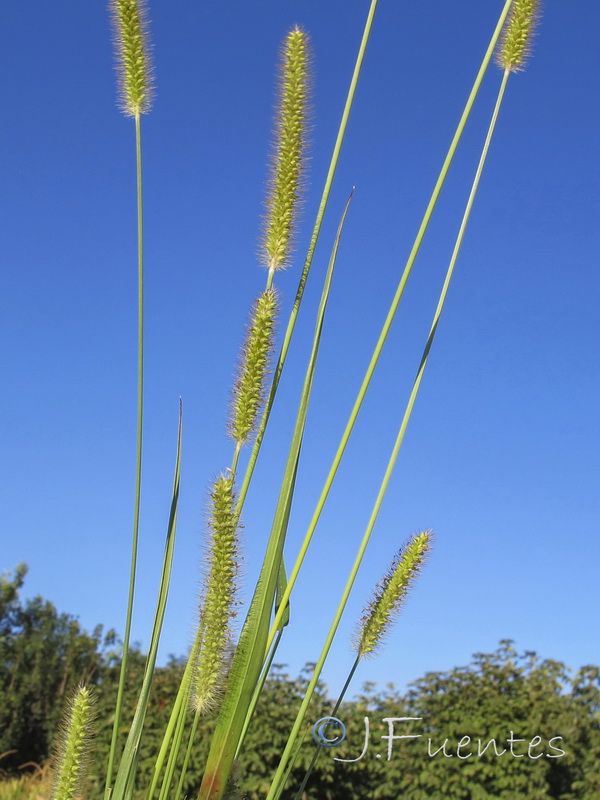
[[229, 289, 278, 446], [51, 686, 96, 800], [355, 530, 432, 658], [496, 0, 541, 73], [192, 475, 240, 715], [110, 0, 154, 116], [262, 27, 311, 272]]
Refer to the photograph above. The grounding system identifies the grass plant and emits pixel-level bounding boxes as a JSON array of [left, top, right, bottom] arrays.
[[106, 0, 154, 791], [33, 1, 543, 798], [0, 758, 51, 800]]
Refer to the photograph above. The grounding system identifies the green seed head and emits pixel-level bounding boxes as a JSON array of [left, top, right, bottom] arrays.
[[496, 0, 541, 73], [51, 686, 96, 800], [262, 27, 311, 272], [109, 0, 154, 116], [229, 289, 278, 446], [355, 530, 432, 659], [192, 475, 241, 715]]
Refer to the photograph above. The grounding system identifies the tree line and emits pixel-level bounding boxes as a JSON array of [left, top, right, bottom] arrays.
[[1, 565, 599, 799]]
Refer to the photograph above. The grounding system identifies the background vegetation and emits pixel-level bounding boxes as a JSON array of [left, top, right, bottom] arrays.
[[2, 567, 599, 799]]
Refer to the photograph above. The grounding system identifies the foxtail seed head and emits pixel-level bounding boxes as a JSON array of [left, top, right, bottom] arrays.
[[355, 530, 432, 659], [109, 0, 154, 116], [262, 27, 311, 272], [229, 289, 278, 446], [192, 475, 241, 715], [496, 0, 541, 73], [51, 686, 96, 800]]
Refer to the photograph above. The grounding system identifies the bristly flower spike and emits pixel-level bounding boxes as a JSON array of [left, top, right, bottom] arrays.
[[229, 289, 278, 448], [355, 530, 432, 659], [51, 686, 96, 800], [262, 27, 311, 274], [192, 474, 241, 715], [110, 0, 154, 116], [496, 0, 541, 73]]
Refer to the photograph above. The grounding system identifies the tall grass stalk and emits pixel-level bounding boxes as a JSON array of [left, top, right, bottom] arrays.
[[106, 0, 153, 792], [110, 406, 182, 800], [146, 636, 200, 800]]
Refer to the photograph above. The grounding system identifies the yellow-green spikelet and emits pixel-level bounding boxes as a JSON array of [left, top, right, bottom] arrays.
[[262, 27, 311, 272], [229, 289, 278, 446], [110, 0, 154, 116], [51, 686, 96, 800], [496, 0, 541, 73], [192, 475, 240, 715], [356, 530, 432, 658]]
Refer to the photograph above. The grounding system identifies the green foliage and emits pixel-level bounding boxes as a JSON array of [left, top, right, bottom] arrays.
[[0, 763, 51, 800], [353, 641, 600, 800], [2, 570, 599, 800], [0, 566, 105, 772]]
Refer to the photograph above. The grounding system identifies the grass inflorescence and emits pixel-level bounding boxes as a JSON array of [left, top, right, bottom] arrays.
[[496, 0, 541, 72], [110, 0, 154, 116], [192, 475, 241, 716], [229, 290, 278, 448], [50, 687, 96, 800], [262, 27, 311, 274], [356, 531, 432, 658]]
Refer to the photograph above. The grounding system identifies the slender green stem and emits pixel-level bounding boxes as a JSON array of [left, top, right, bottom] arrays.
[[111, 407, 182, 800], [146, 635, 200, 800], [292, 656, 361, 800], [266, 63, 512, 800], [106, 111, 145, 792], [175, 708, 201, 800], [235, 0, 381, 518], [157, 699, 188, 800], [230, 443, 241, 475], [265, 0, 514, 652]]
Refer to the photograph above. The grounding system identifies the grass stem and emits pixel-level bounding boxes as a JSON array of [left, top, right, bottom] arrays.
[[106, 111, 145, 793], [292, 656, 361, 800]]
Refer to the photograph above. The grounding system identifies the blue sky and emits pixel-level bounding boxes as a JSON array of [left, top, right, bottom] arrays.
[[1, 0, 599, 698]]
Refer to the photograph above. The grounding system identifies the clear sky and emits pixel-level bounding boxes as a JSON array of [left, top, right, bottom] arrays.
[[1, 1, 599, 698]]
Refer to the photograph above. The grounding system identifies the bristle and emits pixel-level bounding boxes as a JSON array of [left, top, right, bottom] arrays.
[[109, 0, 154, 116], [262, 27, 311, 272], [355, 530, 432, 658]]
